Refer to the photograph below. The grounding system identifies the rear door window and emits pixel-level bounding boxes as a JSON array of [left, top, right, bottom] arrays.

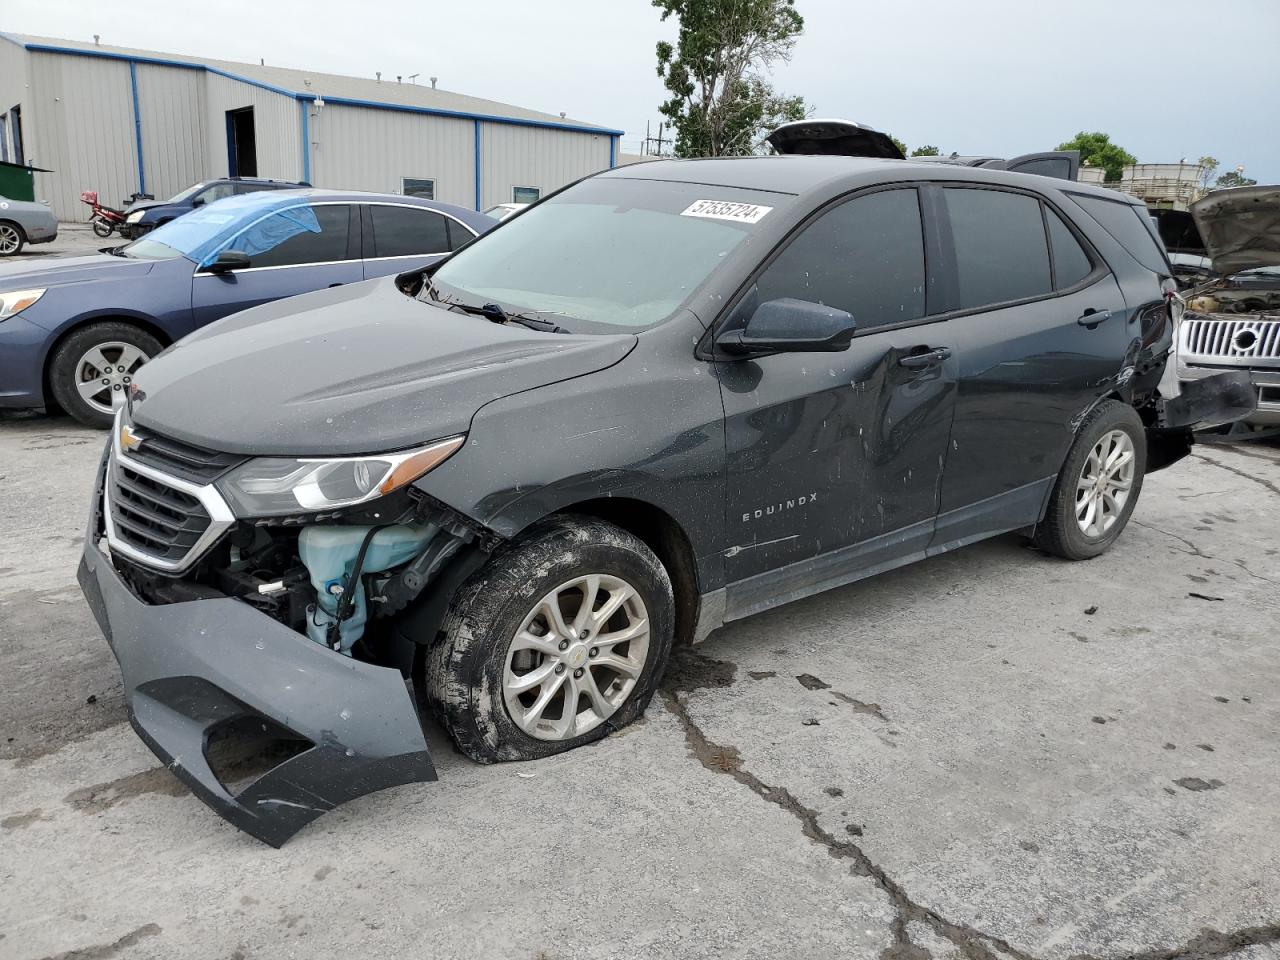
[[754, 188, 927, 330], [944, 188, 1052, 310], [1045, 208, 1093, 289], [369, 205, 451, 258], [236, 204, 353, 268], [1069, 194, 1170, 274]]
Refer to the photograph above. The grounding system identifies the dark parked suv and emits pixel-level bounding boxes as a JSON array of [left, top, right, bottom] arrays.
[[79, 155, 1251, 845], [120, 176, 310, 238]]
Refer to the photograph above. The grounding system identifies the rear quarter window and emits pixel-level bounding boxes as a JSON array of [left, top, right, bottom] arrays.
[[1069, 194, 1170, 275]]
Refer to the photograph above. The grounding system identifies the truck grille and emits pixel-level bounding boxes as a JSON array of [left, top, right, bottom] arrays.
[[109, 463, 213, 564], [1179, 315, 1280, 367]]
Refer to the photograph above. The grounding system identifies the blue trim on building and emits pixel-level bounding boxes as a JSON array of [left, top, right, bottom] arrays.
[[473, 120, 482, 211], [299, 100, 311, 183], [610, 136, 617, 169], [128, 61, 146, 193], [20, 41, 626, 138]]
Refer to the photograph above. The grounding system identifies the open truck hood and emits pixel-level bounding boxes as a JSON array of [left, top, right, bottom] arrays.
[[766, 119, 906, 160], [130, 277, 636, 456], [1191, 185, 1280, 276]]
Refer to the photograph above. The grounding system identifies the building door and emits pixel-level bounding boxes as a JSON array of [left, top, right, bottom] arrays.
[[226, 107, 257, 177]]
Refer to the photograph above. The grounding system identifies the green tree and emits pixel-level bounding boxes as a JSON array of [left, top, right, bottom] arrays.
[[655, 0, 807, 158], [889, 136, 908, 157], [1216, 170, 1257, 189], [1196, 155, 1219, 191], [910, 145, 940, 157], [1056, 131, 1137, 182]]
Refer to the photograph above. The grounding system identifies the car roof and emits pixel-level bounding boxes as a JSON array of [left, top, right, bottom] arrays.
[[599, 155, 1140, 206], [211, 187, 493, 225]]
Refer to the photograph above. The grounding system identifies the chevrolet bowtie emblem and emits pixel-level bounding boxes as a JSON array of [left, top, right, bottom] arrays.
[[119, 424, 144, 453]]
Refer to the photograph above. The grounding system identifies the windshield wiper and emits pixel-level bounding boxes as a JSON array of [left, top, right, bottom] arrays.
[[439, 295, 567, 334]]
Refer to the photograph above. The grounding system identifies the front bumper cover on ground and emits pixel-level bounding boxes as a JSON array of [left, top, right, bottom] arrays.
[[78, 539, 437, 847]]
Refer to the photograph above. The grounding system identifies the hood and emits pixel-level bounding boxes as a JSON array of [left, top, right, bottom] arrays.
[[124, 198, 171, 215], [766, 119, 905, 160], [130, 277, 637, 456], [0, 252, 157, 287], [1191, 186, 1280, 276]]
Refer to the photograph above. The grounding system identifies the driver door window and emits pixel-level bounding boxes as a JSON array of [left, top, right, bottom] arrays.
[[194, 183, 234, 206]]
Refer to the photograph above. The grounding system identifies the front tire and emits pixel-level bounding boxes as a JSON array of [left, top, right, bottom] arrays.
[[0, 221, 24, 256], [1034, 399, 1146, 560], [91, 217, 114, 238], [427, 515, 674, 763], [48, 322, 162, 428]]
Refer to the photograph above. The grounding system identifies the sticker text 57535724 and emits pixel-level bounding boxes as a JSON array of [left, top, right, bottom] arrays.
[[681, 199, 773, 224]]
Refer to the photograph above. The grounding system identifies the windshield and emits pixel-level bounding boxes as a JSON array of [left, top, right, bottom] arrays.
[[166, 182, 210, 204], [118, 191, 312, 263], [432, 178, 790, 331]]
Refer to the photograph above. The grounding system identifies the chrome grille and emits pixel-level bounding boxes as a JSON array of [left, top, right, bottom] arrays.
[[103, 420, 236, 574], [109, 463, 212, 563], [123, 430, 246, 485], [1179, 315, 1280, 367]]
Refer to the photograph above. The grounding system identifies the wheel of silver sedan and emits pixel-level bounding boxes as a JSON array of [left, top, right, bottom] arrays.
[[1075, 428, 1135, 538], [0, 223, 21, 255], [503, 573, 651, 742], [74, 341, 151, 416]]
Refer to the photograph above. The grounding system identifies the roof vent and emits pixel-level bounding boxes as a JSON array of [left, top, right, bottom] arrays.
[[93, 34, 100, 46], [430, 76, 437, 89], [376, 71, 382, 82]]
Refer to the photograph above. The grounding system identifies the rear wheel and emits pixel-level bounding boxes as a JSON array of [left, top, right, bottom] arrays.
[[427, 515, 674, 763], [91, 217, 114, 238], [48, 322, 162, 428], [0, 221, 24, 256], [1034, 400, 1146, 560]]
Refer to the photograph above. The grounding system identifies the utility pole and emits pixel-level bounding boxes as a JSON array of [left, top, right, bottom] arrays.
[[641, 121, 673, 157]]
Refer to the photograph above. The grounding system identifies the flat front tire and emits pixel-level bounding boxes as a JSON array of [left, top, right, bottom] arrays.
[[426, 515, 674, 763], [1034, 399, 1146, 560]]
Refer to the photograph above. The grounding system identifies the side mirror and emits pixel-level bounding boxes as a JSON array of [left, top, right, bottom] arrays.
[[716, 298, 856, 357], [206, 250, 250, 274], [191, 196, 205, 207]]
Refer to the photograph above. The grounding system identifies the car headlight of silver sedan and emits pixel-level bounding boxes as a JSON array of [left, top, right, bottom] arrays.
[[0, 288, 46, 322], [215, 436, 465, 517]]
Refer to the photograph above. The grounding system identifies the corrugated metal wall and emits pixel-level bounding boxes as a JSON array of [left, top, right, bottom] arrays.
[[28, 51, 139, 221], [307, 103, 475, 207], [204, 73, 300, 182], [479, 124, 611, 209], [135, 63, 206, 201]]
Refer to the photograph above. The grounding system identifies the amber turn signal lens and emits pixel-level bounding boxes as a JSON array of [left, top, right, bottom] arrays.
[[379, 436, 465, 495]]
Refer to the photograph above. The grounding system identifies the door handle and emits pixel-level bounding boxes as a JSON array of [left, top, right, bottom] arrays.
[[899, 347, 952, 369], [1077, 308, 1112, 328]]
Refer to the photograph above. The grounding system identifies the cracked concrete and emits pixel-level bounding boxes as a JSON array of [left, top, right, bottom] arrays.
[[1, 415, 1278, 960]]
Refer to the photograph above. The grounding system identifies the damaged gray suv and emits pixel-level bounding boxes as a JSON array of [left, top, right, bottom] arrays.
[[78, 156, 1254, 845]]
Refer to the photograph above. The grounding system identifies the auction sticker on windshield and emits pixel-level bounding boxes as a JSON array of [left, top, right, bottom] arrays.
[[681, 199, 773, 224]]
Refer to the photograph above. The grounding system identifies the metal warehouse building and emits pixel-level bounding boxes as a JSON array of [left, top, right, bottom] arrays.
[[0, 32, 624, 222]]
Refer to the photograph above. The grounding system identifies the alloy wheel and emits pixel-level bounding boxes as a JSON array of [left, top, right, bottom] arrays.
[[503, 574, 651, 742], [1075, 429, 1135, 538], [74, 341, 151, 416], [0, 224, 20, 255]]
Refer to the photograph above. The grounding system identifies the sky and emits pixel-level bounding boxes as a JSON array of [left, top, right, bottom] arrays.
[[6, 0, 1279, 182]]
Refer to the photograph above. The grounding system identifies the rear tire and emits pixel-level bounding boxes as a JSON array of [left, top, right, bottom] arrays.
[[48, 322, 162, 428], [91, 218, 114, 238], [1034, 400, 1146, 560], [0, 221, 24, 256], [426, 515, 674, 764]]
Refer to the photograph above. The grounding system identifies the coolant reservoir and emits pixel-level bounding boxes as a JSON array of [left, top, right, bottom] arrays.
[[299, 524, 436, 654], [1187, 294, 1219, 314]]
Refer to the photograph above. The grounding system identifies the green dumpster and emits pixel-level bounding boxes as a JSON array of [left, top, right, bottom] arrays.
[[0, 160, 51, 202]]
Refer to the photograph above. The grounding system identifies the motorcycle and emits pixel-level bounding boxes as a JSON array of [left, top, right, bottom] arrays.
[[79, 191, 128, 238]]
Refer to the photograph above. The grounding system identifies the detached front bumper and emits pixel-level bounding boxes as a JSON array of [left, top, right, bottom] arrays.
[[77, 537, 437, 847]]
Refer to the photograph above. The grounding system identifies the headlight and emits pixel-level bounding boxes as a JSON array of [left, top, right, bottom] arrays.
[[0, 289, 46, 322], [216, 436, 465, 516], [126, 210, 145, 224]]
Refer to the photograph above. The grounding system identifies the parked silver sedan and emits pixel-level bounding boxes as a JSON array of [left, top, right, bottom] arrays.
[[0, 195, 58, 256]]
